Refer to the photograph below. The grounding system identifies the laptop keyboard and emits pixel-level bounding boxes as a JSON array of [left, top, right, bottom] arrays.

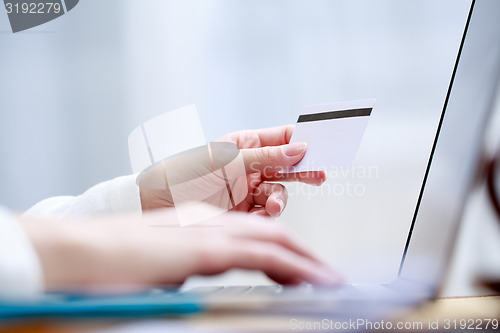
[[183, 284, 320, 297], [180, 283, 403, 301]]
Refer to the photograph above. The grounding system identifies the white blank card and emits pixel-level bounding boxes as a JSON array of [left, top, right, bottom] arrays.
[[284, 99, 375, 173]]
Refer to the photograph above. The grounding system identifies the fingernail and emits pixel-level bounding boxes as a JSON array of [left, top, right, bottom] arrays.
[[282, 142, 307, 157], [276, 198, 284, 213]]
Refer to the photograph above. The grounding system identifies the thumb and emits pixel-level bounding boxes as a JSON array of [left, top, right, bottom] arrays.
[[242, 142, 308, 174]]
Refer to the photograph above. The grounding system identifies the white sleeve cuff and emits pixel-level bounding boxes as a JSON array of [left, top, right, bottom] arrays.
[[23, 174, 142, 218], [0, 207, 44, 301], [109, 174, 142, 215]]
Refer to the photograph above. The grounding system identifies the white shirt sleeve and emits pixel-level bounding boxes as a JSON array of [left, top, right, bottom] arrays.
[[23, 175, 142, 218], [0, 207, 43, 301]]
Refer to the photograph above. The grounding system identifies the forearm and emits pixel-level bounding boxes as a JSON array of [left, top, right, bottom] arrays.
[[17, 213, 194, 292], [18, 217, 101, 290]]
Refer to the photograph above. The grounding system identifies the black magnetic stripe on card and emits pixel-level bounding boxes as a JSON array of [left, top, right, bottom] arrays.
[[297, 108, 372, 123]]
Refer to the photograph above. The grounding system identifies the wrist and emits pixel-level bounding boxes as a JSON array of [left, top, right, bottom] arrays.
[[19, 218, 102, 291], [140, 188, 175, 211]]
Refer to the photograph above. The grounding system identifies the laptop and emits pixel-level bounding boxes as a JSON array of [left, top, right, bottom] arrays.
[[1, 0, 499, 320]]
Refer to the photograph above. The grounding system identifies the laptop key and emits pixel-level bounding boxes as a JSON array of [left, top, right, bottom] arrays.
[[183, 286, 224, 295], [217, 286, 252, 295], [245, 285, 283, 296], [280, 283, 314, 295]]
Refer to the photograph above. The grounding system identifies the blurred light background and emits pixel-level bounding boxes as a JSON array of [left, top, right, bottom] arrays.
[[1, 0, 499, 296]]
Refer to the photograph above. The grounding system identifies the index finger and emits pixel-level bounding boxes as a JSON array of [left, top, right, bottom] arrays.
[[253, 125, 295, 147], [220, 125, 296, 148], [226, 240, 342, 286]]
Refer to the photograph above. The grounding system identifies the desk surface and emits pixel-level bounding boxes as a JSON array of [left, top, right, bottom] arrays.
[[1, 295, 499, 333]]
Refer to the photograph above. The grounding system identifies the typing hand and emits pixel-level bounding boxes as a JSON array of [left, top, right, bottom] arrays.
[[21, 210, 343, 290]]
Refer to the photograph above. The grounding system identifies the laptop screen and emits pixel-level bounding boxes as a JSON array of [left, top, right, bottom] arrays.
[[399, 0, 500, 287]]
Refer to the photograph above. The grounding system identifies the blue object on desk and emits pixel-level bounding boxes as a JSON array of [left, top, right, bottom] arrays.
[[0, 290, 202, 319]]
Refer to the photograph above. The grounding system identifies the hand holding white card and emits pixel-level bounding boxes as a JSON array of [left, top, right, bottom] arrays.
[[283, 99, 375, 174]]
